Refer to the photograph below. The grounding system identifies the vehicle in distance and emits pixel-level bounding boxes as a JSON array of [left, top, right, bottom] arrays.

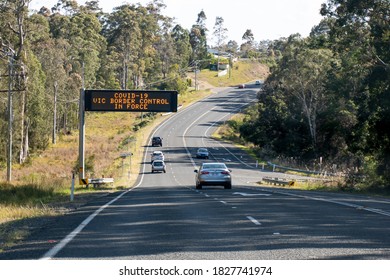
[[194, 162, 232, 189], [152, 136, 163, 147], [151, 160, 166, 173], [238, 84, 245, 89], [196, 148, 209, 159], [255, 80, 261, 85], [151, 151, 164, 163]]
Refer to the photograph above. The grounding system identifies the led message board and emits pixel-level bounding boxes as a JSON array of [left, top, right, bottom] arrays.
[[84, 90, 178, 112]]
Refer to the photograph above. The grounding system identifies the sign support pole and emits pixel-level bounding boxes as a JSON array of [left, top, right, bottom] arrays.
[[79, 88, 85, 182]]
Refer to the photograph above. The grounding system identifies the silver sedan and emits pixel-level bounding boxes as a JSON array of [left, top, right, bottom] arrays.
[[194, 162, 232, 189]]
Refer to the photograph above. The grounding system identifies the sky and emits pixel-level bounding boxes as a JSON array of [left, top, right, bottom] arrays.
[[30, 0, 326, 43]]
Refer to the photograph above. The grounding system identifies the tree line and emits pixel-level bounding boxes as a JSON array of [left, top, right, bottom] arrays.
[[0, 0, 227, 171], [240, 0, 389, 188], [2, 0, 388, 189]]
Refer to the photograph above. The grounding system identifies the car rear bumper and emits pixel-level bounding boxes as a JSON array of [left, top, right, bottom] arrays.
[[198, 178, 231, 185], [152, 168, 165, 172]]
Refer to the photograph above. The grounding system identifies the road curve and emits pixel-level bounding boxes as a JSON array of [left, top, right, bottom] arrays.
[[1, 85, 390, 260]]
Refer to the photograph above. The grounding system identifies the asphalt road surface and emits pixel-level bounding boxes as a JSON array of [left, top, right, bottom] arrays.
[[1, 85, 390, 260]]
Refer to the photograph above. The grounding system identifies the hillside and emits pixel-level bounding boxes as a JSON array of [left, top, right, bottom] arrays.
[[188, 60, 269, 89], [0, 61, 269, 249], [4, 60, 269, 189]]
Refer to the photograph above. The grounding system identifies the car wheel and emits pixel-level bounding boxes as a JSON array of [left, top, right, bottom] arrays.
[[224, 183, 232, 189]]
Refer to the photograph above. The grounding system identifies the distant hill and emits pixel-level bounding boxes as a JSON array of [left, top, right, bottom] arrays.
[[187, 60, 269, 89]]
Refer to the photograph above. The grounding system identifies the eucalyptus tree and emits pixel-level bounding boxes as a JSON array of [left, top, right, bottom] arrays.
[[189, 10, 208, 67], [226, 40, 238, 57], [155, 18, 176, 79], [321, 0, 390, 185], [135, 3, 164, 87], [171, 24, 192, 70], [240, 29, 254, 57], [103, 2, 165, 89], [241, 35, 335, 159], [213, 16, 228, 71], [46, 3, 106, 133], [0, 0, 33, 166]]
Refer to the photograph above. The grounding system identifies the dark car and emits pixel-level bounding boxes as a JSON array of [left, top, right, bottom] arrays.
[[196, 148, 209, 159], [152, 136, 162, 147], [194, 162, 232, 189]]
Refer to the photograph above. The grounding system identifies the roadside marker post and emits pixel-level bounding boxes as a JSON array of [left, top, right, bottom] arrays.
[[70, 173, 75, 202]]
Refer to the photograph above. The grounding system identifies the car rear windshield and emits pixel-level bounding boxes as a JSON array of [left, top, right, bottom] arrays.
[[202, 164, 226, 169]]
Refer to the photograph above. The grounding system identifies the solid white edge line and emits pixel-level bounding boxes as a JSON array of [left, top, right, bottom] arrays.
[[40, 190, 129, 260], [41, 114, 164, 260], [259, 188, 390, 218], [41, 89, 258, 259], [40, 90, 228, 260]]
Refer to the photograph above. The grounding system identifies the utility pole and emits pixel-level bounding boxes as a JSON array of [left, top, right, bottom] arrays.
[[194, 61, 198, 91], [52, 81, 58, 144], [7, 56, 13, 182], [79, 62, 86, 182], [229, 54, 232, 79]]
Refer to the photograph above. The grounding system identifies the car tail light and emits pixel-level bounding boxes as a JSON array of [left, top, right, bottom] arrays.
[[221, 171, 230, 175], [201, 171, 209, 175]]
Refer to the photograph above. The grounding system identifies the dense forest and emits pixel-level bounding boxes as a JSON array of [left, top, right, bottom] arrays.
[[240, 0, 390, 188], [0, 0, 389, 189], [0, 0, 208, 172]]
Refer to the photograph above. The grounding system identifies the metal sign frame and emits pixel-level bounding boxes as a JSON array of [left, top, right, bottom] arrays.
[[78, 89, 178, 185]]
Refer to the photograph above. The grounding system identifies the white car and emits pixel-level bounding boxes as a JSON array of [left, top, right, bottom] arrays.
[[151, 160, 166, 173], [151, 151, 164, 163], [194, 162, 232, 189]]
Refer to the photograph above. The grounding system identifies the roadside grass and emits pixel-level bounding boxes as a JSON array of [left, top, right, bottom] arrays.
[[212, 113, 265, 164], [0, 62, 268, 251], [193, 60, 269, 87], [214, 110, 390, 197], [0, 88, 218, 250]]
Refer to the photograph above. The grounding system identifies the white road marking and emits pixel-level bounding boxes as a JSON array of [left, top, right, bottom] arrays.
[[261, 189, 390, 218], [41, 123, 167, 259], [247, 216, 262, 226], [233, 192, 272, 197], [220, 201, 227, 205], [41, 185, 137, 259]]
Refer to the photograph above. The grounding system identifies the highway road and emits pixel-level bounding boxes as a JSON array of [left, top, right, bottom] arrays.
[[1, 85, 390, 260]]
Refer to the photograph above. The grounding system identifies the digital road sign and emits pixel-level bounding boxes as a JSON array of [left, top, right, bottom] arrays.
[[84, 90, 178, 112]]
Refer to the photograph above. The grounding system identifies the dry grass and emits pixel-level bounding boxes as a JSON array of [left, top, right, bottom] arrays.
[[0, 62, 269, 250], [0, 205, 57, 224], [190, 60, 269, 87]]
